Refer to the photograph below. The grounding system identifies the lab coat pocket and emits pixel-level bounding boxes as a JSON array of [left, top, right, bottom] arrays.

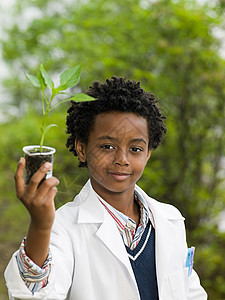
[[168, 267, 189, 300]]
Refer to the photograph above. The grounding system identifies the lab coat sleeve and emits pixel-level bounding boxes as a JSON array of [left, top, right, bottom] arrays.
[[4, 219, 74, 300]]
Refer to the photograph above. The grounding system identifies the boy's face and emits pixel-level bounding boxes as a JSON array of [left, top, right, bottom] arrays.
[[75, 112, 151, 200]]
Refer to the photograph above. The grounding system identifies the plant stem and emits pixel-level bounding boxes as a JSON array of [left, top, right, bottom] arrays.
[[40, 110, 48, 152], [42, 92, 45, 115], [39, 90, 56, 152]]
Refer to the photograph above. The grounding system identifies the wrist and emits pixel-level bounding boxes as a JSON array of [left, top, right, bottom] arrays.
[[29, 217, 54, 232], [25, 222, 52, 267]]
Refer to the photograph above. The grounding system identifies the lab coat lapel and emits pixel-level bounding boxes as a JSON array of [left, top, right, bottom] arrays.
[[95, 214, 139, 297], [95, 213, 136, 278], [77, 181, 138, 289]]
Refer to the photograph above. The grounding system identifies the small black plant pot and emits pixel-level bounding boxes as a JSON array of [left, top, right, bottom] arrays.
[[23, 145, 56, 185]]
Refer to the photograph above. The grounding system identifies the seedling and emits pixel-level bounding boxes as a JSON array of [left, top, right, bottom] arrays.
[[25, 63, 94, 152], [23, 63, 94, 184]]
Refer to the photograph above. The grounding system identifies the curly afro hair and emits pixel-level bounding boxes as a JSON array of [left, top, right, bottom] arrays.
[[66, 76, 167, 167]]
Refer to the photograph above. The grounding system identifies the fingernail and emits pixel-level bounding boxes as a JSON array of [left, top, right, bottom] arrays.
[[42, 162, 52, 171], [19, 157, 25, 163]]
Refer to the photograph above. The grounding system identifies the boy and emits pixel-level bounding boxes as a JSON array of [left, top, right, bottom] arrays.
[[5, 77, 207, 299]]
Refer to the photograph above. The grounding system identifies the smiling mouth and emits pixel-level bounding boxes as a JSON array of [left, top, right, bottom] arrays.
[[108, 172, 131, 181]]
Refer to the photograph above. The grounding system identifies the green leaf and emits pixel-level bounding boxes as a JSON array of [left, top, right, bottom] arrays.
[[49, 98, 74, 111], [37, 70, 47, 92], [57, 92, 73, 95], [40, 124, 57, 150], [40, 64, 54, 89], [44, 124, 57, 135], [59, 64, 82, 91], [25, 73, 41, 88], [68, 93, 95, 102], [49, 93, 95, 111]]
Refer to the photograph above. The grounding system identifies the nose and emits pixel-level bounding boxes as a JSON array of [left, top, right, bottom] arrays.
[[113, 149, 129, 166]]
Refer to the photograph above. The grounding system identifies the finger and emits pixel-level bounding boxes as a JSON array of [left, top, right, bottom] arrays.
[[32, 177, 60, 205], [30, 186, 58, 230], [14, 157, 26, 199], [43, 186, 58, 208], [26, 162, 53, 195], [45, 186, 58, 204]]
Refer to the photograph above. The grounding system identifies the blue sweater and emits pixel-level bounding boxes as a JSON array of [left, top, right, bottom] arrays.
[[126, 221, 159, 300]]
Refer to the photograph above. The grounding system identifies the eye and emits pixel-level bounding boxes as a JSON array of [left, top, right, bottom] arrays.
[[130, 147, 143, 152], [100, 144, 115, 150]]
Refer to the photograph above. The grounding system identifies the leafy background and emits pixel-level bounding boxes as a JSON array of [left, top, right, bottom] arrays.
[[0, 0, 225, 298]]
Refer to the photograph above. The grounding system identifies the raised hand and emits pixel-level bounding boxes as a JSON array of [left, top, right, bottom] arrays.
[[14, 157, 60, 267]]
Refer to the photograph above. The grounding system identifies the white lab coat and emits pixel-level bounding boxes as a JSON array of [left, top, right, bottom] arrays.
[[5, 180, 207, 300]]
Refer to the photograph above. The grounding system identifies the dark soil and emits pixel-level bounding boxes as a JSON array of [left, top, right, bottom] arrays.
[[24, 152, 53, 185]]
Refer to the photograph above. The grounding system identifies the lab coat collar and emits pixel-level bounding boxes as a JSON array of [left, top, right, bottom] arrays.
[[76, 180, 105, 224]]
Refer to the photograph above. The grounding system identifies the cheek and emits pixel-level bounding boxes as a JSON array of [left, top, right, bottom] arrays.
[[87, 149, 114, 165], [86, 151, 110, 172], [134, 156, 149, 170]]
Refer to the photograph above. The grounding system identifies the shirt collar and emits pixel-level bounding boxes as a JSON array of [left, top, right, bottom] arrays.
[[135, 190, 155, 228], [95, 190, 155, 231]]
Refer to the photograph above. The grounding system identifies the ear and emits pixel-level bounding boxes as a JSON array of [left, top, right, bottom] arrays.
[[146, 149, 152, 164], [74, 139, 87, 163]]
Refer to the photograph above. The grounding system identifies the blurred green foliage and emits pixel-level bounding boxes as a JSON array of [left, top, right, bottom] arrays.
[[1, 0, 225, 298], [0, 108, 88, 242]]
